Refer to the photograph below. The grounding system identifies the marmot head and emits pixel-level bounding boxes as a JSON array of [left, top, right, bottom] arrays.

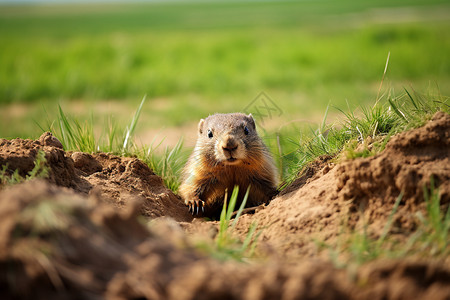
[[197, 113, 261, 166]]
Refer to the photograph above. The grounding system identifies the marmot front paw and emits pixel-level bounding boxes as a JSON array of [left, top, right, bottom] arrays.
[[186, 198, 205, 215]]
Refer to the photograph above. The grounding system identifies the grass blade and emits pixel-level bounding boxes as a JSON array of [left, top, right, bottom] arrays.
[[226, 186, 240, 222], [388, 98, 407, 122], [122, 95, 146, 153], [231, 186, 250, 229], [404, 88, 418, 110]]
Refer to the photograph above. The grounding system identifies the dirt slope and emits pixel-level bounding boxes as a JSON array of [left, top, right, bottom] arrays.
[[233, 111, 450, 259], [70, 151, 191, 221], [0, 112, 449, 299], [0, 134, 192, 222]]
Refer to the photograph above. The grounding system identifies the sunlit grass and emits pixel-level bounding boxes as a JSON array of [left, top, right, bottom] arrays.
[[194, 186, 262, 262], [41, 96, 146, 154], [278, 88, 449, 188], [138, 138, 187, 192]]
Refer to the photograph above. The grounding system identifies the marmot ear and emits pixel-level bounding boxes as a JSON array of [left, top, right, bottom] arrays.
[[247, 114, 256, 129], [198, 119, 205, 135]]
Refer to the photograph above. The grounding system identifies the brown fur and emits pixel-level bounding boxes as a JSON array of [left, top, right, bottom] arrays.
[[179, 113, 279, 218]]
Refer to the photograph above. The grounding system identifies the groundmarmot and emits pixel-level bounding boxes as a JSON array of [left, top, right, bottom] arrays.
[[179, 113, 279, 218]]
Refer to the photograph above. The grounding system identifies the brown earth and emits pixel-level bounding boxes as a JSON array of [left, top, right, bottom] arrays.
[[232, 111, 450, 259], [0, 133, 191, 222], [0, 112, 449, 299]]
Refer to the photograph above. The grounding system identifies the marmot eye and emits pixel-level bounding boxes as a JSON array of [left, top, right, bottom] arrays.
[[207, 129, 213, 139], [244, 126, 249, 135]]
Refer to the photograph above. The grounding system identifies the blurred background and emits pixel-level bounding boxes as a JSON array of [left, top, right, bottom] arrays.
[[0, 0, 449, 148]]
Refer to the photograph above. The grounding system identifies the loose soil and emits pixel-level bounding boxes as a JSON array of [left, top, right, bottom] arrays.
[[232, 111, 450, 259], [0, 112, 449, 299]]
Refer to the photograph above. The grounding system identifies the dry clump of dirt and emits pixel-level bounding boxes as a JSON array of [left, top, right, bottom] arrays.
[[0, 132, 191, 222], [1, 180, 449, 300], [233, 111, 450, 258]]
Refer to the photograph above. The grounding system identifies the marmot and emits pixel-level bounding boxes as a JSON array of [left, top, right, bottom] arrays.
[[179, 113, 279, 218]]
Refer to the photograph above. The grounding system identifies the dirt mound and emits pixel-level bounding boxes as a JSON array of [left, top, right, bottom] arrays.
[[234, 112, 450, 258], [0, 132, 192, 222], [337, 111, 449, 232], [1, 180, 449, 300], [70, 152, 191, 221], [0, 132, 78, 187]]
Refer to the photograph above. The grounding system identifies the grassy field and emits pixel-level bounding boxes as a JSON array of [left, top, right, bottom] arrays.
[[0, 0, 449, 140]]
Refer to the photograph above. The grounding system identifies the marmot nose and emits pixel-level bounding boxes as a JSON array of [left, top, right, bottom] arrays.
[[222, 138, 238, 153]]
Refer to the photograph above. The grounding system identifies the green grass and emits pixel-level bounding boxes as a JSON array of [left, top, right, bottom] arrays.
[[138, 138, 187, 192], [1, 0, 450, 140], [195, 185, 262, 262], [277, 88, 449, 187], [41, 96, 147, 154]]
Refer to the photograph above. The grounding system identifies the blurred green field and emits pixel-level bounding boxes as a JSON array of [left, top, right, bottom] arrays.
[[0, 0, 449, 141]]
